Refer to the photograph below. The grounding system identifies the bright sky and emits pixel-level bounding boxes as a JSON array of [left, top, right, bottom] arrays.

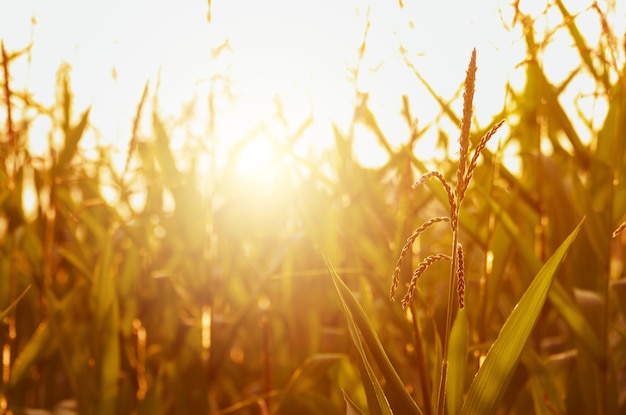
[[0, 0, 619, 179]]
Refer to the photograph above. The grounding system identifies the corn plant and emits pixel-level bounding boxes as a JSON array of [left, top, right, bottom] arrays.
[[330, 48, 584, 415], [2, 1, 626, 414]]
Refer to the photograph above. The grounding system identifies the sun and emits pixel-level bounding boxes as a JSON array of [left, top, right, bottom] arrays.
[[234, 136, 277, 183]]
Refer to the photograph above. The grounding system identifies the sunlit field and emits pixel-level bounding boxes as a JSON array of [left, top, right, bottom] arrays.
[[1, 0, 626, 414]]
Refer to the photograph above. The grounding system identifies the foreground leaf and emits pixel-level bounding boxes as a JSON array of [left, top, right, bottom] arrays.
[[326, 257, 422, 415], [447, 309, 468, 415], [330, 266, 392, 415], [460, 220, 583, 414], [486, 196, 604, 364], [347, 309, 393, 415]]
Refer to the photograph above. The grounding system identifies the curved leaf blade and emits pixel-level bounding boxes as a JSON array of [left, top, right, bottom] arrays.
[[486, 196, 604, 364], [331, 268, 392, 415], [460, 220, 583, 415], [326, 257, 423, 415], [447, 309, 468, 415]]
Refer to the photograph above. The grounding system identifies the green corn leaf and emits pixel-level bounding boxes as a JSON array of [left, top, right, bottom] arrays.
[[486, 196, 605, 365], [447, 309, 468, 415], [330, 266, 392, 415], [327, 257, 423, 415], [460, 220, 583, 414]]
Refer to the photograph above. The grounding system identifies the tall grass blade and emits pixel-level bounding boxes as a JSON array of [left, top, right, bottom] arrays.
[[460, 220, 583, 414], [485, 196, 605, 364], [335, 280, 392, 415], [327, 257, 423, 415], [446, 309, 467, 415]]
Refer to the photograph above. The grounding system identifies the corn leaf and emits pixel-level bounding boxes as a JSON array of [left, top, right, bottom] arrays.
[[331, 268, 393, 415], [485, 196, 605, 364], [447, 309, 468, 415], [327, 257, 423, 415], [460, 220, 582, 414]]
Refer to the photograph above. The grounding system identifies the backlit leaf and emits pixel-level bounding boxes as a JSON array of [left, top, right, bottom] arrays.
[[460, 221, 583, 414], [486, 196, 605, 365], [327, 257, 423, 415], [447, 309, 468, 415]]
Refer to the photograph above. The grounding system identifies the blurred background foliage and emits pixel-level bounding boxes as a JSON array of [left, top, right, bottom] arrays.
[[1, 1, 626, 414]]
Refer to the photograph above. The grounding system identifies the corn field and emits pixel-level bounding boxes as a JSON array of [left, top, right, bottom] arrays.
[[1, 1, 625, 414]]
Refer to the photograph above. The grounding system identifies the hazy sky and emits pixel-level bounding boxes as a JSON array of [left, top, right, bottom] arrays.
[[1, 0, 614, 170]]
